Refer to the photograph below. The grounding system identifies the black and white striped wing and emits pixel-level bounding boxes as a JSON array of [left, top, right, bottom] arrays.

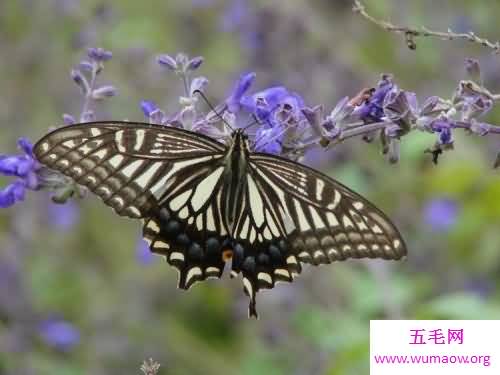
[[34, 121, 234, 289], [34, 121, 226, 218], [251, 154, 407, 260], [230, 153, 407, 314]]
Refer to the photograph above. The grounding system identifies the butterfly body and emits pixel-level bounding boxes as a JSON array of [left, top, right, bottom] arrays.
[[221, 129, 250, 229], [34, 121, 407, 318]]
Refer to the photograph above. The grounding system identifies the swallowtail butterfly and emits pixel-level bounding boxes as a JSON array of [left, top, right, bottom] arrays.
[[34, 121, 407, 317]]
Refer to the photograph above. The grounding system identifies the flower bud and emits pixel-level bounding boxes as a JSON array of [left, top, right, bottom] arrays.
[[70, 69, 88, 93], [187, 56, 204, 71], [62, 114, 76, 125], [87, 47, 112, 62], [91, 85, 118, 100], [157, 54, 177, 70]]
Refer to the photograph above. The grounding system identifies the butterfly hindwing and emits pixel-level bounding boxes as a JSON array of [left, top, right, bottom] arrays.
[[142, 157, 232, 290]]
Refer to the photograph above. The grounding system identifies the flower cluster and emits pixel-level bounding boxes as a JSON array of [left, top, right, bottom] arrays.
[[0, 48, 116, 208], [0, 138, 40, 207], [141, 56, 313, 159]]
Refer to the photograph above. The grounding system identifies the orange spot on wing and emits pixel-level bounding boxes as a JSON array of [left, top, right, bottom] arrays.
[[222, 249, 233, 262]]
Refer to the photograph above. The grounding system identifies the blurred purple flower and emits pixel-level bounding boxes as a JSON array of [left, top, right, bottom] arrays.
[[241, 86, 305, 123], [79, 60, 94, 72], [87, 47, 112, 62], [469, 119, 491, 136], [221, 0, 248, 32], [430, 118, 454, 145], [423, 198, 459, 231], [464, 58, 482, 84], [140, 100, 159, 118], [221, 0, 259, 52], [48, 201, 80, 230], [157, 54, 178, 71], [71, 69, 88, 93], [226, 72, 256, 113], [226, 84, 305, 154], [91, 85, 118, 100], [455, 81, 492, 119], [0, 138, 40, 208], [0, 181, 26, 208], [62, 113, 76, 125], [39, 317, 80, 351], [190, 77, 209, 97], [187, 56, 204, 71], [136, 238, 155, 265], [254, 126, 284, 154], [354, 76, 394, 123], [140, 100, 167, 125]]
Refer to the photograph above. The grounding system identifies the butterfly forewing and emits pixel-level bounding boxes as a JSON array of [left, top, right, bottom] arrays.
[[34, 122, 226, 218], [249, 154, 407, 263]]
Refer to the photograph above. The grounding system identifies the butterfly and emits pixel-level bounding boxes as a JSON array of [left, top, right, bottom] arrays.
[[34, 121, 407, 317]]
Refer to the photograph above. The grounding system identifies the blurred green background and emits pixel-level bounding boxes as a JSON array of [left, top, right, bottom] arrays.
[[1, 0, 500, 374]]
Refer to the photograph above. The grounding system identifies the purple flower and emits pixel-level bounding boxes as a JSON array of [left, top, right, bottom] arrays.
[[469, 119, 491, 136], [455, 81, 493, 119], [225, 72, 256, 113], [140, 100, 159, 118], [140, 100, 167, 125], [62, 113, 76, 125], [430, 118, 454, 145], [423, 198, 459, 231], [221, 0, 249, 32], [87, 47, 112, 62], [190, 76, 209, 96], [39, 317, 80, 351], [157, 54, 178, 71], [225, 79, 306, 154], [464, 58, 482, 84], [136, 238, 155, 265], [0, 180, 26, 208], [220, 0, 259, 52], [383, 88, 418, 131], [91, 85, 118, 100], [355, 76, 394, 123], [0, 138, 40, 208], [241, 86, 304, 123], [187, 56, 204, 71], [254, 125, 284, 154], [48, 201, 80, 230]]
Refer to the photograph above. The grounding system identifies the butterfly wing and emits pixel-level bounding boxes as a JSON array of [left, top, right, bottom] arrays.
[[230, 153, 407, 316], [34, 121, 226, 218], [34, 121, 234, 288]]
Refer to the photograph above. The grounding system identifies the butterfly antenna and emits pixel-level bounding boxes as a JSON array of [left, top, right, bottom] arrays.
[[193, 90, 234, 131], [242, 103, 284, 132], [242, 114, 262, 131]]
